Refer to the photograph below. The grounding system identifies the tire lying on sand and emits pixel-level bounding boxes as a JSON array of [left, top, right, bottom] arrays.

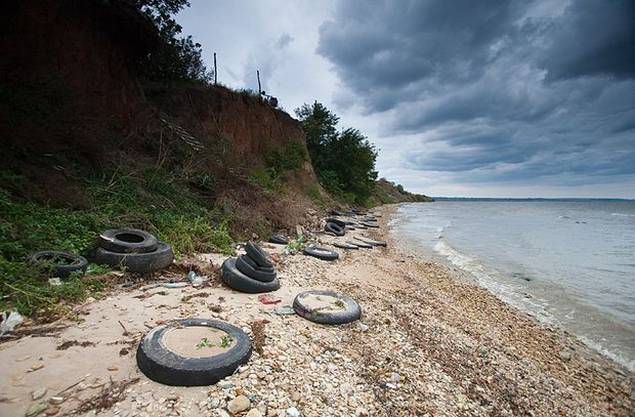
[[303, 246, 339, 261], [293, 290, 361, 325], [269, 234, 289, 245], [235, 255, 276, 283], [355, 236, 387, 247], [360, 222, 379, 228], [136, 318, 252, 386], [245, 241, 273, 268], [221, 257, 280, 293], [28, 251, 88, 279], [347, 240, 372, 249], [325, 222, 345, 236], [97, 228, 158, 254], [92, 242, 174, 273], [333, 242, 359, 250]]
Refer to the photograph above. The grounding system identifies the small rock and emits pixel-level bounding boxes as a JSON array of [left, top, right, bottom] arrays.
[[246, 409, 263, 417], [559, 350, 572, 361], [48, 397, 65, 405], [25, 402, 47, 417], [389, 372, 401, 383], [357, 323, 369, 332], [339, 383, 354, 397], [31, 388, 47, 400], [44, 406, 60, 416], [287, 407, 300, 417], [29, 363, 44, 372], [108, 365, 119, 371], [227, 395, 250, 414]]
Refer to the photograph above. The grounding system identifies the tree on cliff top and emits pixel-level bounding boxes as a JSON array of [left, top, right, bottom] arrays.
[[296, 102, 378, 205], [132, 0, 212, 82]]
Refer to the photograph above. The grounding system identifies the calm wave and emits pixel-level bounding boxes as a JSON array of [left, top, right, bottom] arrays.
[[391, 200, 635, 371]]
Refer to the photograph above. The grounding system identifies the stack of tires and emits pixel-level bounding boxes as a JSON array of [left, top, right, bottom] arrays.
[[324, 218, 347, 236], [221, 242, 280, 293], [93, 228, 174, 273]]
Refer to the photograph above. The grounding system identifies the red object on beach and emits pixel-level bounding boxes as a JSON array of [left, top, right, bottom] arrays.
[[258, 294, 282, 305]]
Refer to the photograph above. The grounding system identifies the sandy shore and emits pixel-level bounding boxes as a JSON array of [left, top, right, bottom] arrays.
[[0, 204, 632, 417]]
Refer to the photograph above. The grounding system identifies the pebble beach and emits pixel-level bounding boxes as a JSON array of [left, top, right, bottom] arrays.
[[0, 205, 632, 417]]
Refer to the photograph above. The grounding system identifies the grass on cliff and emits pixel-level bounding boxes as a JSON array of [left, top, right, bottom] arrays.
[[0, 167, 234, 318]]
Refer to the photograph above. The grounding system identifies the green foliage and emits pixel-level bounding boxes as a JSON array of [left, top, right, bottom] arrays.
[[134, 0, 212, 83], [286, 235, 306, 252], [304, 185, 326, 207], [0, 166, 235, 317], [265, 141, 307, 177], [248, 168, 282, 193], [295, 102, 378, 205], [249, 141, 307, 192]]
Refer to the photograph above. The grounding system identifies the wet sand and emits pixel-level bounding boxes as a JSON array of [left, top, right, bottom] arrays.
[[0, 204, 632, 417]]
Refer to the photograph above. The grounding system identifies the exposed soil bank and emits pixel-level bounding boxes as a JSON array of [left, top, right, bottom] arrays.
[[0, 205, 631, 417]]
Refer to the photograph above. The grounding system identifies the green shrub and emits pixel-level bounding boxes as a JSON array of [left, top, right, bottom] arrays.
[[0, 166, 235, 317]]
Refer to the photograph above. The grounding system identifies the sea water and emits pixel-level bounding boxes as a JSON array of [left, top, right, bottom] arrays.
[[390, 200, 635, 371]]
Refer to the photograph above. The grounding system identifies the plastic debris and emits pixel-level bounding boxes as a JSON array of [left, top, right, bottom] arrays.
[[258, 294, 282, 305], [272, 306, 296, 316], [0, 311, 24, 336], [162, 282, 188, 289], [48, 278, 62, 286], [187, 270, 208, 287]]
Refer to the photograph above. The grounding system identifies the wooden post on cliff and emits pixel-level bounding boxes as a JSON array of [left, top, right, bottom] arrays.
[[257, 70, 262, 96], [213, 52, 217, 85]]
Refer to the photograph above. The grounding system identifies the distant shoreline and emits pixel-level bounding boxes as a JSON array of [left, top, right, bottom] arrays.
[[431, 197, 635, 202]]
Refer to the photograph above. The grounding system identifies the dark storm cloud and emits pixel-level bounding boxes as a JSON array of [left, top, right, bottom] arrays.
[[317, 0, 635, 186]]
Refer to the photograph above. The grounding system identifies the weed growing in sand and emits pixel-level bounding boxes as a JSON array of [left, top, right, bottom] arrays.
[[220, 335, 233, 348], [196, 337, 214, 349], [286, 235, 306, 252]]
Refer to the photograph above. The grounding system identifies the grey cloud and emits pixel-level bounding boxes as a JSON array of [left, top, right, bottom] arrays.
[[318, 0, 635, 187]]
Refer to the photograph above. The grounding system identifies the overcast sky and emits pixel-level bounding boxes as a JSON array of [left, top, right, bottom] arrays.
[[177, 0, 635, 198]]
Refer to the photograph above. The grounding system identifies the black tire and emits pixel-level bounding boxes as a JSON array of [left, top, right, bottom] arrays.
[[245, 241, 273, 268], [97, 228, 158, 254], [235, 255, 276, 283], [92, 242, 174, 273], [325, 222, 345, 236], [28, 251, 88, 279], [333, 242, 359, 250], [221, 258, 280, 293], [347, 240, 371, 249], [240, 255, 275, 273], [361, 222, 379, 228], [136, 318, 252, 386], [303, 246, 339, 261], [293, 290, 361, 325], [269, 234, 288, 245], [355, 236, 387, 247], [324, 218, 348, 227]]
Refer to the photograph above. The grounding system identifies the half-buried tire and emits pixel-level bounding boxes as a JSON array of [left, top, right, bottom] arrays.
[[92, 242, 174, 273], [293, 290, 361, 325], [136, 318, 251, 386], [221, 258, 280, 293], [245, 241, 273, 268], [333, 242, 358, 250], [347, 240, 371, 249], [303, 246, 339, 261], [28, 251, 88, 279], [269, 234, 289, 245], [355, 236, 387, 247], [235, 255, 276, 282]]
